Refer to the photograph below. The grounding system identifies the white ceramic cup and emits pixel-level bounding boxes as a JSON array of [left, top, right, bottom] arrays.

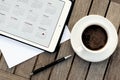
[[71, 15, 118, 62]]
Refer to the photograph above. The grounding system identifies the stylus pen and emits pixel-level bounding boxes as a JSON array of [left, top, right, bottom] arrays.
[[30, 55, 72, 76]]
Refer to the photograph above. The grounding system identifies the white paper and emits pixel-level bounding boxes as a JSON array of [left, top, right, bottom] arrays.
[[0, 26, 70, 68]]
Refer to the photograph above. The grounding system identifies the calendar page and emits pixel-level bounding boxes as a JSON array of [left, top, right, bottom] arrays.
[[0, 0, 65, 47]]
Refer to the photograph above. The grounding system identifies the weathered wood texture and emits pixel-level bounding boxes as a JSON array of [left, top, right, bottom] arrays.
[[89, 0, 110, 16], [87, 1, 120, 80], [15, 56, 37, 79], [0, 70, 28, 80], [106, 2, 120, 31], [104, 30, 120, 80], [0, 51, 2, 59], [112, 0, 120, 4], [104, 2, 120, 80], [31, 52, 57, 80], [0, 0, 120, 80], [0, 56, 15, 73], [49, 41, 74, 80]]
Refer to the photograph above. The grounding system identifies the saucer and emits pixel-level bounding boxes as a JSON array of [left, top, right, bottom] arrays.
[[70, 15, 118, 62]]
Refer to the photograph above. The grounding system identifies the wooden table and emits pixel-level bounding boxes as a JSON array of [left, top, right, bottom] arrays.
[[0, 0, 120, 80]]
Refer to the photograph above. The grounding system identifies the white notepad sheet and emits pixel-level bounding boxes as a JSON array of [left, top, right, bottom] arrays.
[[0, 26, 70, 68]]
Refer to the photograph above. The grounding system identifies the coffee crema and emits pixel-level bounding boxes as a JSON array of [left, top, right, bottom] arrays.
[[82, 25, 108, 50]]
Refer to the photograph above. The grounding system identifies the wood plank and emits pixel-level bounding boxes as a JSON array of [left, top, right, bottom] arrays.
[[85, 0, 110, 80], [86, 60, 108, 80], [46, 0, 93, 80], [0, 51, 8, 70], [0, 51, 2, 64], [0, 56, 8, 70], [0, 55, 15, 73], [68, 0, 92, 31], [104, 2, 120, 80], [106, 2, 120, 30], [14, 56, 37, 79], [0, 50, 2, 59], [49, 41, 74, 80], [89, 0, 110, 16], [104, 31, 120, 80], [68, 56, 90, 80], [0, 70, 28, 80], [112, 0, 120, 4], [31, 52, 57, 80]]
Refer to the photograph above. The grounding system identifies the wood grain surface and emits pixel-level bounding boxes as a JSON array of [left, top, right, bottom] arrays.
[[0, 70, 28, 80], [112, 0, 120, 4], [104, 2, 120, 80], [0, 0, 120, 80]]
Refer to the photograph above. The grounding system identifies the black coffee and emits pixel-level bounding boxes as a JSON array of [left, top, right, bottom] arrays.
[[82, 25, 108, 50]]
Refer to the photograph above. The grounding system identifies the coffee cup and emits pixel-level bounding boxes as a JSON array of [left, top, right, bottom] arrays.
[[70, 15, 118, 62]]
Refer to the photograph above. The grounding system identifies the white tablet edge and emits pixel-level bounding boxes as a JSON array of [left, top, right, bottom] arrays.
[[48, 0, 72, 52], [0, 0, 72, 52]]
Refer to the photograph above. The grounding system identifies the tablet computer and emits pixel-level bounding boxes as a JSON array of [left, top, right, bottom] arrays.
[[0, 0, 72, 52]]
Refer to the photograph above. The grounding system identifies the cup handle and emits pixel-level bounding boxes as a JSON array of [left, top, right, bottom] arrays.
[[76, 46, 83, 53]]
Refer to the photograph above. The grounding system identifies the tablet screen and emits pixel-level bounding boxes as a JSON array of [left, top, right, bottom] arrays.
[[0, 0, 65, 47]]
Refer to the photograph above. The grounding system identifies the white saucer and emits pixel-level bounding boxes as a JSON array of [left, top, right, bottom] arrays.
[[70, 15, 118, 62]]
